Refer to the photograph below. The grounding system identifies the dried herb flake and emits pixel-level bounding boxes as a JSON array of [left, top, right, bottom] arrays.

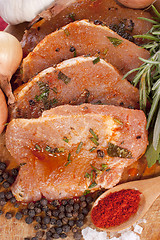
[[107, 142, 132, 158], [107, 36, 123, 47], [58, 71, 71, 84], [93, 56, 100, 64]]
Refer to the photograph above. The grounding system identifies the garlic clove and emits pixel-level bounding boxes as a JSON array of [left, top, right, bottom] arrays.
[[0, 32, 23, 104], [117, 0, 156, 9]]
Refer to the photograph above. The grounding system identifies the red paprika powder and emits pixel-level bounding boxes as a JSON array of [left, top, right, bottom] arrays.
[[91, 189, 141, 228]]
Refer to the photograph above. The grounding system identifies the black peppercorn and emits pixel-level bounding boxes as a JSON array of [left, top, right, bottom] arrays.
[[52, 209, 59, 217], [28, 202, 35, 209], [86, 196, 93, 203], [55, 227, 63, 234], [56, 219, 63, 227], [0, 191, 5, 199], [62, 217, 68, 225], [58, 212, 65, 219], [46, 231, 52, 238], [60, 233, 67, 239], [35, 216, 42, 223], [42, 216, 50, 224], [50, 226, 56, 233], [10, 196, 16, 203], [40, 198, 48, 206], [52, 233, 60, 239], [36, 230, 44, 238], [7, 176, 15, 184], [15, 212, 23, 220], [11, 168, 19, 177], [0, 176, 4, 183], [0, 162, 7, 170], [5, 212, 13, 219], [25, 216, 33, 224], [0, 198, 7, 206], [76, 220, 84, 228], [68, 219, 75, 226], [62, 224, 70, 233], [2, 172, 9, 180], [41, 224, 47, 230], [97, 149, 105, 158], [5, 191, 13, 200], [34, 223, 41, 230], [50, 217, 56, 225], [35, 207, 41, 214], [70, 46, 76, 52], [2, 181, 10, 189], [28, 209, 36, 218], [65, 204, 73, 213]]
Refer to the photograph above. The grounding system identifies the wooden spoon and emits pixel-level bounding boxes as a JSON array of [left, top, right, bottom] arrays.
[[91, 176, 160, 232]]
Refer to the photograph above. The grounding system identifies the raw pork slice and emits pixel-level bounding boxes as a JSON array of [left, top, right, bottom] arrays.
[[10, 56, 139, 119], [21, 0, 152, 56], [22, 20, 149, 82], [6, 104, 148, 202]]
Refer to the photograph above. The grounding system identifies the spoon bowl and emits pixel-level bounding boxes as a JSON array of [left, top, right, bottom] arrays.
[[91, 176, 160, 232]]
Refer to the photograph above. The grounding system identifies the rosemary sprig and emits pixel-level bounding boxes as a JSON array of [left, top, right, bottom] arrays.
[[123, 5, 160, 167]]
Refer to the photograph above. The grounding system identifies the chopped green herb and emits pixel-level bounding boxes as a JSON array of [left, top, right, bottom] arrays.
[[105, 168, 111, 172], [73, 50, 77, 57], [35, 89, 49, 101], [113, 118, 123, 125], [88, 182, 97, 189], [90, 137, 99, 146], [101, 164, 108, 171], [84, 172, 90, 178], [56, 148, 65, 153], [68, 13, 76, 21], [107, 142, 132, 158], [35, 144, 41, 151], [83, 190, 91, 195], [58, 71, 71, 84], [89, 146, 97, 152], [90, 164, 100, 174], [51, 87, 58, 94], [107, 36, 123, 47], [93, 56, 100, 64], [65, 153, 71, 166], [64, 28, 70, 36], [4, 123, 9, 126], [76, 142, 83, 154], [103, 48, 108, 55], [89, 128, 99, 141], [45, 145, 52, 152], [90, 170, 94, 182], [20, 163, 27, 167], [63, 137, 69, 143]]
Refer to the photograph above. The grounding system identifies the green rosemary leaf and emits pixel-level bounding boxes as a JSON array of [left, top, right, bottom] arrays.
[[107, 142, 132, 158], [88, 182, 97, 189], [93, 56, 100, 64], [89, 128, 99, 140], [89, 146, 97, 152], [89, 147, 97, 152], [84, 172, 90, 178], [107, 36, 123, 47], [76, 142, 83, 154], [137, 17, 158, 24], [58, 71, 71, 84], [64, 28, 70, 36], [90, 164, 100, 174], [134, 34, 159, 41], [152, 5, 160, 19], [45, 145, 52, 152], [139, 57, 160, 65], [35, 144, 41, 151], [65, 153, 71, 166], [90, 137, 99, 146], [83, 190, 91, 195], [63, 137, 69, 143]]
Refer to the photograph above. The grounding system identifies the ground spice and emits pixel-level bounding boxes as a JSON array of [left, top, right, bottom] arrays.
[[91, 189, 141, 228]]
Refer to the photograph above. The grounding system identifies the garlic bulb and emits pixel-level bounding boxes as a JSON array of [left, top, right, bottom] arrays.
[[117, 0, 156, 9], [0, 0, 55, 25], [0, 32, 22, 104]]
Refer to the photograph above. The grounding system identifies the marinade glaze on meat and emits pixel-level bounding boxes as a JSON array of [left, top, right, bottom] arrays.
[[22, 20, 149, 83], [21, 0, 152, 56], [10, 56, 139, 119], [6, 104, 148, 202]]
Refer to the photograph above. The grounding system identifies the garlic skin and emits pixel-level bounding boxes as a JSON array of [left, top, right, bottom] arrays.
[[117, 0, 156, 9], [0, 89, 8, 134], [0, 0, 55, 25], [0, 32, 22, 104]]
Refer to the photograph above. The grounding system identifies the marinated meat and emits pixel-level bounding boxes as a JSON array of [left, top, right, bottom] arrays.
[[6, 104, 148, 202], [22, 20, 149, 82], [21, 0, 152, 56], [10, 56, 139, 119]]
